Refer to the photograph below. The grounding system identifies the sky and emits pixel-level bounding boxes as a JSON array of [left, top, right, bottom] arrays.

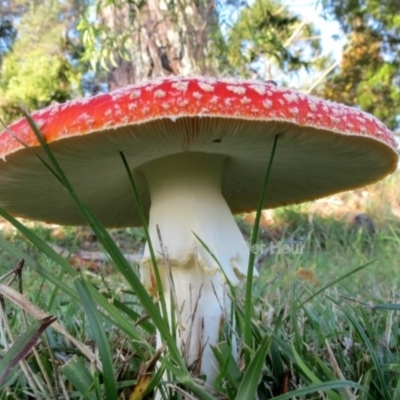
[[281, 0, 348, 91], [285, 0, 347, 62]]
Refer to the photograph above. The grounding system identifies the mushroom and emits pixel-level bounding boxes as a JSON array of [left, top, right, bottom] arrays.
[[0, 76, 397, 385]]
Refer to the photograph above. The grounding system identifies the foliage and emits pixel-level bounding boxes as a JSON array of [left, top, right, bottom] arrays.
[[226, 0, 325, 82], [2, 175, 400, 397], [78, 0, 227, 87], [77, 0, 327, 87], [0, 1, 84, 124], [321, 0, 400, 130], [0, 1, 30, 62]]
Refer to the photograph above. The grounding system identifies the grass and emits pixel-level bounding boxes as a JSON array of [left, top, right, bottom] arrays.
[[2, 178, 400, 399], [0, 118, 400, 398]]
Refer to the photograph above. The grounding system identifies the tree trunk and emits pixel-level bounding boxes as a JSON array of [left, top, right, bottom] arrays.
[[97, 0, 219, 88]]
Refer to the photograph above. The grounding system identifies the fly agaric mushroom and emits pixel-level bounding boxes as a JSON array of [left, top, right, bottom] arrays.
[[0, 77, 398, 385]]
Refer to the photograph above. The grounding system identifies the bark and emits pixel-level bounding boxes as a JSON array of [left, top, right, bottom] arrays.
[[98, 0, 219, 89]]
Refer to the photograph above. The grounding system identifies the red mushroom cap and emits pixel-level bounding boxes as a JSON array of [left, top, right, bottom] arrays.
[[0, 76, 398, 226]]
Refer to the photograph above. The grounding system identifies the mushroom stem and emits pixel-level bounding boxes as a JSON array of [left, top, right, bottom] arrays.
[[140, 152, 251, 383]]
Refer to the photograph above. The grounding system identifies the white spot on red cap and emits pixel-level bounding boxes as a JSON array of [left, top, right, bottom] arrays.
[[307, 113, 315, 119], [330, 116, 340, 125], [263, 100, 273, 109], [308, 100, 318, 112], [283, 93, 299, 103], [154, 89, 166, 98], [225, 98, 233, 106], [331, 107, 340, 115], [249, 84, 266, 95], [289, 107, 299, 115], [178, 99, 189, 107], [60, 126, 70, 135], [49, 107, 58, 115], [161, 102, 170, 109], [114, 105, 123, 116], [198, 82, 214, 92], [130, 90, 141, 99], [172, 81, 189, 92], [111, 92, 125, 101], [20, 125, 30, 135], [144, 84, 157, 91], [128, 103, 137, 110], [78, 112, 91, 121], [193, 92, 203, 100], [241, 97, 251, 104], [227, 85, 246, 95], [33, 119, 45, 130], [210, 96, 219, 104]]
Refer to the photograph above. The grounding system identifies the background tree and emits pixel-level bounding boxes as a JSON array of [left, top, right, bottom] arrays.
[[78, 0, 325, 88], [0, 0, 85, 124], [2, 0, 398, 131], [226, 0, 326, 83], [320, 0, 400, 131], [79, 0, 226, 89]]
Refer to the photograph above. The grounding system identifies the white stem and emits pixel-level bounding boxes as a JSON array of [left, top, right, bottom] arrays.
[[139, 152, 252, 383]]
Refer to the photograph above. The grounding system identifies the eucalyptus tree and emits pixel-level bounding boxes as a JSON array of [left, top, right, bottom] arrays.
[[78, 0, 325, 88], [226, 0, 325, 83], [321, 0, 400, 130], [0, 0, 86, 123], [79, 0, 226, 88]]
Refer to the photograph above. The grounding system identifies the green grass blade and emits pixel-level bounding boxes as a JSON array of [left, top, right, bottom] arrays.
[[244, 135, 278, 365], [372, 303, 400, 311], [236, 333, 272, 399], [74, 277, 117, 399], [271, 380, 369, 400], [333, 301, 391, 399], [0, 232, 77, 298], [292, 345, 342, 400], [297, 261, 376, 309], [212, 342, 241, 390], [0, 316, 56, 387], [0, 208, 80, 279], [0, 209, 148, 355], [61, 356, 96, 400]]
